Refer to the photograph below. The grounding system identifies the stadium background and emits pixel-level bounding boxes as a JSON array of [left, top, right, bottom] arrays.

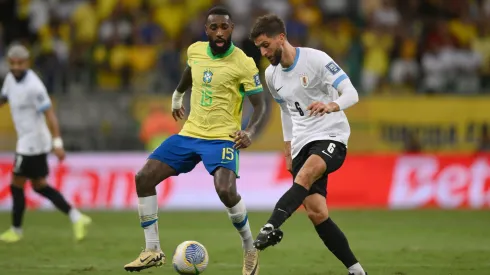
[[1, 1, 490, 275], [1, 0, 490, 211]]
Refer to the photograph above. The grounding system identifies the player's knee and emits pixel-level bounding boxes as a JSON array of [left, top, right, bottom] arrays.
[[215, 185, 233, 199], [306, 207, 329, 225], [31, 178, 47, 190], [296, 166, 324, 189], [11, 181, 24, 188], [135, 171, 153, 193], [215, 185, 238, 207], [11, 176, 27, 188]]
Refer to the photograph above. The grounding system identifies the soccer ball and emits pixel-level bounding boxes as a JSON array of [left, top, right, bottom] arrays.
[[172, 241, 209, 274]]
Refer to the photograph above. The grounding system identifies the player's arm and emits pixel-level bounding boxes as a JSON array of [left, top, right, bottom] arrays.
[[44, 108, 62, 142], [172, 65, 192, 121], [307, 54, 359, 116], [231, 58, 267, 149], [244, 92, 266, 140], [279, 101, 293, 173], [265, 67, 293, 172], [44, 107, 65, 161], [34, 85, 65, 161]]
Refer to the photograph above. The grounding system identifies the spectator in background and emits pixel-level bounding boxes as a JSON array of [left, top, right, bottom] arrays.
[[319, 0, 351, 17], [36, 17, 70, 94], [320, 17, 352, 67], [156, 41, 181, 93], [421, 20, 456, 93], [390, 30, 419, 92], [472, 21, 490, 91], [452, 42, 481, 94], [70, 0, 98, 85], [3, 0, 490, 96], [98, 3, 133, 45], [285, 5, 311, 46], [372, 0, 400, 29], [361, 22, 394, 93], [153, 0, 187, 41]]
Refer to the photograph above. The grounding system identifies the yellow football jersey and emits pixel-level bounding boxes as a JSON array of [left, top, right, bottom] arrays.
[[179, 41, 263, 141]]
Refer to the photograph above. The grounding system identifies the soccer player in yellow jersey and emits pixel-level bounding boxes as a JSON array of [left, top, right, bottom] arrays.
[[124, 6, 265, 275]]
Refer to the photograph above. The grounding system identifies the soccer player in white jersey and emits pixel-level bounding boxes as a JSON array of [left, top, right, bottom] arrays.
[[0, 44, 91, 243], [249, 15, 367, 275]]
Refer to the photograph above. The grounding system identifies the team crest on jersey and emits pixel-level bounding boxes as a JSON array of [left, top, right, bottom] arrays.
[[300, 73, 309, 88], [203, 69, 213, 84]]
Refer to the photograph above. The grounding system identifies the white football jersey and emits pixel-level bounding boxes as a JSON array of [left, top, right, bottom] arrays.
[[1, 70, 52, 155], [265, 47, 352, 158]]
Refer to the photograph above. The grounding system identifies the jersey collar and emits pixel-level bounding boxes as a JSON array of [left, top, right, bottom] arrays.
[[282, 47, 300, 72], [207, 42, 235, 59]]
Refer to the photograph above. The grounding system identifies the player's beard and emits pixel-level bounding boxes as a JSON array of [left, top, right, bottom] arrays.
[[209, 36, 232, 55], [11, 69, 27, 80], [269, 47, 283, 66]]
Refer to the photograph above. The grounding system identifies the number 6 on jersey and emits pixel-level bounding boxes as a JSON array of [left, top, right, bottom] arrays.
[[327, 143, 336, 154], [294, 101, 304, 116]]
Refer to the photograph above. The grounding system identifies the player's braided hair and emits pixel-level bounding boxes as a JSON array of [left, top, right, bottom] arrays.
[[249, 14, 287, 40], [206, 5, 232, 21]]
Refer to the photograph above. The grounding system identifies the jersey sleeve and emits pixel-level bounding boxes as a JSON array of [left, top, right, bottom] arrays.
[[317, 52, 349, 90], [239, 57, 263, 96], [186, 42, 198, 68], [315, 51, 359, 110], [33, 79, 52, 112]]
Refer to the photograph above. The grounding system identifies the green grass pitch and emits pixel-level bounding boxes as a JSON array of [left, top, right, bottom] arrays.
[[1, 210, 489, 275]]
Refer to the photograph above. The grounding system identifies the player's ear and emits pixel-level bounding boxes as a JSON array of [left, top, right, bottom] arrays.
[[279, 33, 286, 43], [204, 24, 208, 36]]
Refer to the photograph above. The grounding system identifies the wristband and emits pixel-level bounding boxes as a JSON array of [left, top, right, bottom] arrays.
[[53, 137, 63, 149], [172, 90, 185, 109]]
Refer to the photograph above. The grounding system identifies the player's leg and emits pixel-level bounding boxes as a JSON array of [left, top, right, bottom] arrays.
[[201, 140, 258, 275], [253, 141, 346, 251], [134, 159, 177, 251], [304, 194, 366, 275], [0, 173, 27, 243], [26, 153, 91, 241], [214, 168, 256, 252], [253, 154, 324, 250], [125, 135, 200, 272], [30, 176, 91, 240]]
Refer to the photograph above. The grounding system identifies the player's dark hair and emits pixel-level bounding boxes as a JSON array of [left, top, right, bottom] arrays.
[[249, 14, 286, 40], [206, 5, 232, 21]]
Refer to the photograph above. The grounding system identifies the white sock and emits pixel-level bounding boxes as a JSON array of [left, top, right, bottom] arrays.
[[227, 199, 254, 251], [69, 208, 82, 223], [348, 262, 365, 275], [12, 226, 22, 235], [138, 196, 161, 251]]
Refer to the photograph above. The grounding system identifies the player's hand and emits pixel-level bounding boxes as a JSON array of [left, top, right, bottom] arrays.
[[229, 130, 252, 149], [172, 106, 185, 121], [53, 148, 66, 162], [307, 102, 339, 116], [285, 154, 293, 174]]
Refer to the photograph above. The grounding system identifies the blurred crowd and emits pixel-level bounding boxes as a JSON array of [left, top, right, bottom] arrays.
[[1, 0, 490, 95]]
